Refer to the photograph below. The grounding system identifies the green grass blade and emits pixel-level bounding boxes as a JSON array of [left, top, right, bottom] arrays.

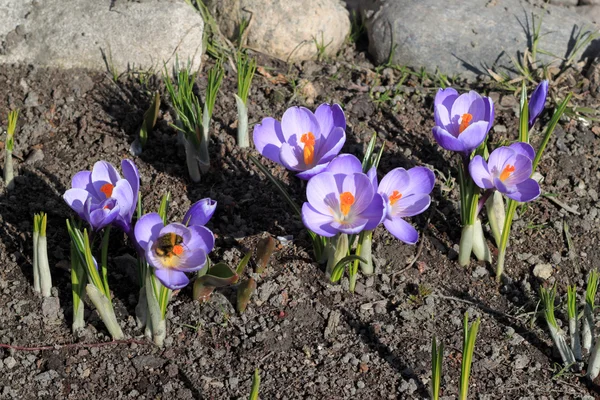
[[431, 337, 443, 400], [519, 82, 529, 143], [459, 314, 480, 400], [532, 93, 572, 172], [249, 368, 260, 400], [158, 192, 171, 225]]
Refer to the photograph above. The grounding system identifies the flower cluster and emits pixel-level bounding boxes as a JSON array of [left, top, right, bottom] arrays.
[[430, 80, 549, 274]]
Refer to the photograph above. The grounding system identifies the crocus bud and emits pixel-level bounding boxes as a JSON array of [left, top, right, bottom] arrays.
[[528, 80, 548, 129]]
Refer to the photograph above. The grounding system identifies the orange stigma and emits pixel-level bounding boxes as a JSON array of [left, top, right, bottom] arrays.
[[100, 183, 114, 198], [499, 165, 516, 181], [300, 132, 316, 165], [172, 245, 184, 256], [339, 192, 355, 216], [458, 113, 473, 134], [389, 190, 403, 205]]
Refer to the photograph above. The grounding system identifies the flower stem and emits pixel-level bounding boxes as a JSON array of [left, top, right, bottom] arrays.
[[184, 137, 202, 183], [496, 199, 517, 281], [235, 95, 249, 148], [349, 231, 366, 293], [359, 230, 374, 275], [85, 284, 124, 340]]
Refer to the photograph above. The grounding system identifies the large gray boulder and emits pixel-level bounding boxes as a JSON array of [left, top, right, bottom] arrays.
[[0, 0, 204, 71], [204, 0, 350, 61], [366, 0, 599, 77]]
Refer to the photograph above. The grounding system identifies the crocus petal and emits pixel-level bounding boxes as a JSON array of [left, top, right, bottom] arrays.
[[296, 163, 329, 180], [528, 80, 548, 128], [87, 199, 120, 231], [121, 159, 140, 216], [280, 106, 321, 143], [111, 180, 134, 220], [253, 117, 285, 164], [301, 203, 338, 237], [384, 217, 419, 245], [502, 154, 532, 186], [394, 193, 431, 217], [72, 171, 93, 192], [362, 194, 385, 230], [434, 106, 455, 135], [458, 120, 489, 152], [488, 146, 515, 174], [306, 172, 339, 215], [451, 91, 486, 122], [342, 173, 374, 215], [178, 247, 207, 272], [279, 142, 303, 171], [469, 156, 494, 189], [508, 142, 535, 161], [405, 167, 435, 196], [314, 103, 346, 135], [324, 154, 363, 175], [433, 88, 458, 118], [315, 126, 346, 164], [484, 96, 495, 133], [134, 213, 164, 251], [64, 188, 92, 218], [330, 217, 368, 235], [378, 168, 410, 197], [184, 198, 217, 226], [91, 161, 121, 198], [154, 268, 190, 290], [187, 225, 215, 255], [506, 179, 541, 202], [432, 126, 466, 152], [367, 167, 378, 192]]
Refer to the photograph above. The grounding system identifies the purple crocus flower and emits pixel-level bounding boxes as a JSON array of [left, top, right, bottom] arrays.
[[301, 154, 384, 236], [469, 142, 540, 202], [183, 198, 217, 226], [253, 103, 346, 180], [528, 80, 548, 129], [135, 213, 214, 290], [376, 167, 435, 245], [432, 88, 494, 154], [64, 160, 140, 233]]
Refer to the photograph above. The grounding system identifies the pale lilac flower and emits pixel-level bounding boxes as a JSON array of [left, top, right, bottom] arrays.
[[253, 103, 346, 179], [183, 198, 217, 227], [469, 143, 540, 202], [64, 160, 139, 233], [135, 213, 214, 290], [432, 88, 494, 153], [301, 154, 384, 236], [529, 80, 548, 129]]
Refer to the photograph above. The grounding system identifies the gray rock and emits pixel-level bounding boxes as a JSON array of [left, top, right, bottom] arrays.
[[365, 0, 598, 77], [4, 356, 16, 370], [34, 370, 59, 386], [41, 297, 61, 321], [132, 355, 166, 371], [0, 0, 203, 71], [576, 5, 600, 25], [514, 354, 529, 369], [24, 149, 44, 164], [239, 0, 350, 61], [533, 263, 553, 280]]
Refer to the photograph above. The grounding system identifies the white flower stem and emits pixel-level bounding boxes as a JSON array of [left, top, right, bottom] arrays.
[[359, 230, 374, 275], [568, 316, 582, 361], [200, 104, 211, 174], [85, 284, 124, 340], [184, 136, 202, 183], [582, 303, 594, 352], [145, 271, 166, 346], [486, 191, 505, 247], [4, 150, 14, 190], [547, 323, 576, 367], [135, 286, 148, 330], [471, 218, 491, 263], [37, 235, 52, 297], [458, 224, 474, 266], [33, 230, 40, 293], [235, 94, 249, 148], [326, 233, 348, 279]]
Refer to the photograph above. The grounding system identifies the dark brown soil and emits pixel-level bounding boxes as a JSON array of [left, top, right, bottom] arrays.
[[1, 42, 600, 399]]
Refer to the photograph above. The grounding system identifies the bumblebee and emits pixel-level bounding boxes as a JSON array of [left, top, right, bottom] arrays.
[[155, 232, 185, 259]]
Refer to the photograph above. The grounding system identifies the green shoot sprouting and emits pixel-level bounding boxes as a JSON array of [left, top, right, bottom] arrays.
[[567, 285, 582, 360], [34, 213, 52, 297], [313, 31, 333, 62], [583, 270, 599, 351], [540, 286, 575, 366], [200, 60, 225, 172], [137, 91, 161, 151], [431, 337, 443, 400], [249, 368, 260, 400], [459, 313, 480, 400], [164, 62, 204, 182], [235, 52, 256, 148], [4, 109, 19, 190]]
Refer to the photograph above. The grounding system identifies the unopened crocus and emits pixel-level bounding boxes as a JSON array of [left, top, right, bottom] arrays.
[[377, 167, 435, 244], [183, 198, 217, 226], [301, 154, 384, 236], [253, 103, 346, 179], [64, 160, 140, 233], [432, 88, 494, 154], [469, 143, 540, 202], [135, 213, 214, 290], [529, 80, 548, 129]]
